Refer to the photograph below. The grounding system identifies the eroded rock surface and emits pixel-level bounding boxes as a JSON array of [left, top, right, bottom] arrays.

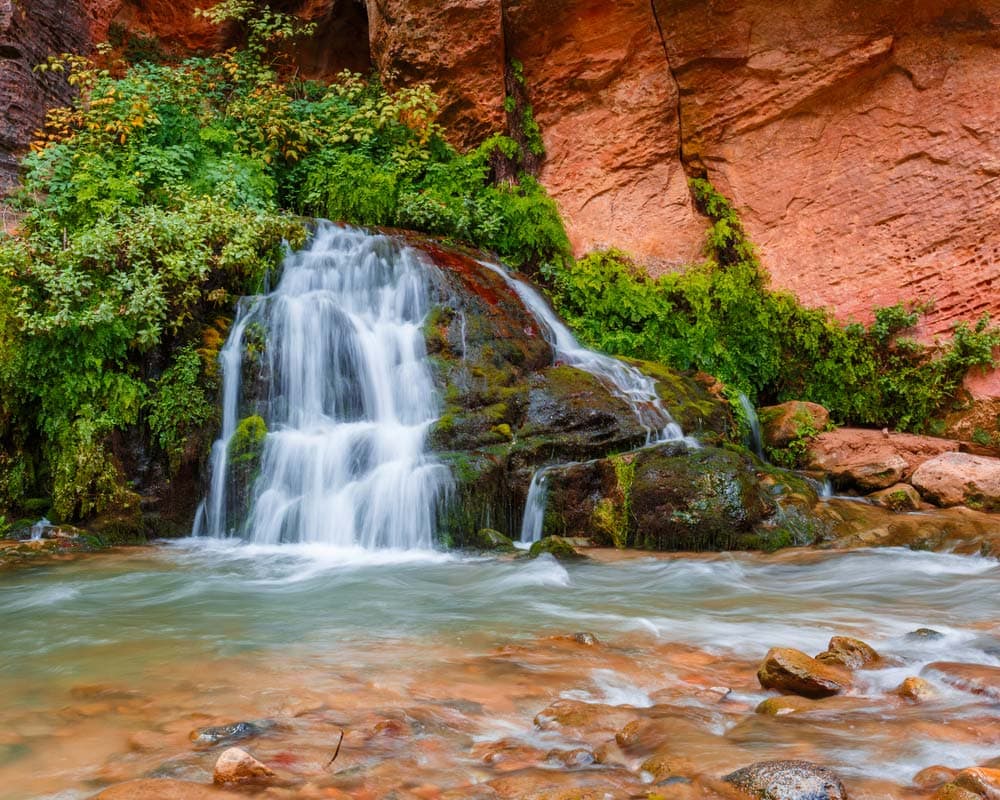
[[911, 452, 1000, 510], [757, 648, 852, 698], [724, 760, 849, 800]]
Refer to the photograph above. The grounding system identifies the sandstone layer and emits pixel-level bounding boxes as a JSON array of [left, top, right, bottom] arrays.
[[2, 0, 999, 340]]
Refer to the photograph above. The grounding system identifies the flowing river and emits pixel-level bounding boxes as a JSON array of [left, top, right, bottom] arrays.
[[2, 544, 999, 798]]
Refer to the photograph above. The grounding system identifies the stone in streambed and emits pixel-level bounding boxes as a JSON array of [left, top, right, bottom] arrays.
[[213, 747, 275, 785], [190, 719, 274, 746], [911, 452, 1000, 511], [867, 483, 921, 511], [895, 676, 937, 702], [757, 648, 852, 698], [931, 769, 1000, 800], [723, 760, 848, 800], [96, 779, 242, 799], [468, 528, 516, 552], [527, 536, 587, 560], [922, 662, 1000, 702], [913, 766, 959, 790], [815, 636, 882, 670]]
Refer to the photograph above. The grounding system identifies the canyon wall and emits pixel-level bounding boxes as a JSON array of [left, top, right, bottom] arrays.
[[2, 0, 998, 338]]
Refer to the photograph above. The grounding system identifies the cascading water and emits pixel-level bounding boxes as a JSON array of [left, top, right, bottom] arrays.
[[737, 392, 765, 461], [194, 224, 449, 548], [479, 261, 697, 542], [481, 262, 688, 445]]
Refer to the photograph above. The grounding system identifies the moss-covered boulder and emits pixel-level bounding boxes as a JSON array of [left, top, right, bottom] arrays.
[[527, 535, 587, 560], [468, 528, 517, 553]]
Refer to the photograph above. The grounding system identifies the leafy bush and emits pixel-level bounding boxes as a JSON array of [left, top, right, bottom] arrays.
[[0, 1, 568, 521], [546, 180, 1000, 431]]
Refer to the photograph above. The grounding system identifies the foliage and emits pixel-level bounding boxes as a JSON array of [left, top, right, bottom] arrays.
[[546, 180, 1000, 431], [228, 414, 267, 466], [0, 1, 568, 521]]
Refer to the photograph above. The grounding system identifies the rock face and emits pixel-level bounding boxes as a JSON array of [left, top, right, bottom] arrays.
[[757, 648, 852, 698], [724, 760, 849, 800], [910, 452, 1000, 510], [806, 429, 960, 491], [760, 402, 830, 449], [3, 1, 998, 346]]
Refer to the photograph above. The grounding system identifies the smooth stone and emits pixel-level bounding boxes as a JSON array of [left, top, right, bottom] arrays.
[[96, 779, 242, 799], [723, 760, 848, 800], [895, 676, 937, 702], [867, 483, 922, 511], [914, 766, 960, 790], [191, 719, 273, 746], [911, 452, 1000, 510], [922, 662, 1000, 702], [213, 747, 276, 785], [815, 636, 882, 670], [757, 648, 852, 698]]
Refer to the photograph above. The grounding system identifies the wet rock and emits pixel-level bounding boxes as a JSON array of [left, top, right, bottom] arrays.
[[190, 719, 273, 746], [755, 696, 824, 716], [951, 768, 1000, 798], [95, 778, 242, 799], [922, 662, 1000, 702], [213, 747, 275, 785], [911, 453, 1000, 511], [815, 636, 882, 670], [867, 484, 922, 512], [914, 766, 960, 790], [760, 402, 830, 449], [641, 750, 696, 782], [527, 536, 587, 561], [468, 528, 516, 553], [908, 628, 945, 641], [723, 760, 848, 800], [895, 676, 937, 702], [806, 429, 958, 491], [757, 648, 852, 698], [546, 747, 595, 767], [127, 730, 173, 753], [533, 699, 636, 737]]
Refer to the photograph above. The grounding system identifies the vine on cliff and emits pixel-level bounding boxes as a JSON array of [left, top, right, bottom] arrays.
[[546, 179, 1000, 431]]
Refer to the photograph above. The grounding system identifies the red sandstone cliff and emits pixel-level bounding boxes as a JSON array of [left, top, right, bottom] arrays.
[[2, 0, 998, 339]]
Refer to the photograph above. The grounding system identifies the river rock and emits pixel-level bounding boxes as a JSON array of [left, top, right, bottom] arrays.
[[213, 747, 276, 785], [468, 528, 516, 553], [760, 402, 830, 449], [922, 662, 1000, 702], [815, 636, 882, 670], [527, 536, 586, 560], [191, 719, 273, 746], [895, 676, 937, 702], [951, 768, 1000, 798], [867, 483, 922, 511], [911, 453, 1000, 511], [757, 648, 852, 698], [806, 429, 959, 491], [96, 779, 242, 799], [723, 760, 848, 800], [914, 766, 960, 790]]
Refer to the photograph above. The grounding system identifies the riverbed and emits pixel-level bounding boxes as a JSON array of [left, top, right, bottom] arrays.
[[2, 543, 999, 798]]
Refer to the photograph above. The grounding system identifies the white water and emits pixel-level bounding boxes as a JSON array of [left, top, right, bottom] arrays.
[[480, 261, 690, 445], [196, 224, 449, 548], [520, 467, 552, 543], [737, 392, 764, 461]]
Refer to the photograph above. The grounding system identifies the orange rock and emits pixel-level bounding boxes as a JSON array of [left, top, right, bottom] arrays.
[[911, 452, 1000, 510], [757, 647, 852, 698], [895, 676, 937, 702], [923, 662, 1000, 702], [914, 765, 959, 790], [815, 636, 882, 670], [95, 779, 242, 799], [213, 747, 276, 785], [760, 402, 830, 449]]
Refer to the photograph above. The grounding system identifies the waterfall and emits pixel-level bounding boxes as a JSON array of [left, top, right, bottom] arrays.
[[479, 262, 688, 445], [195, 224, 449, 548], [737, 393, 765, 461], [519, 468, 551, 544]]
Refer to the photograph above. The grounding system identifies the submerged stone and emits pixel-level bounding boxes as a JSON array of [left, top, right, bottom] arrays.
[[723, 760, 848, 800], [191, 719, 274, 747], [757, 648, 852, 698]]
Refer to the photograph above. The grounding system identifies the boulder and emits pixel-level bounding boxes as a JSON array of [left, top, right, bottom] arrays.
[[213, 747, 276, 785], [527, 536, 587, 560], [922, 662, 1000, 702], [760, 402, 830, 449], [894, 676, 937, 702], [911, 453, 1000, 511], [723, 760, 848, 800], [96, 779, 242, 799], [867, 483, 922, 512], [468, 528, 516, 553], [815, 636, 882, 670], [914, 766, 959, 790], [757, 648, 852, 698], [806, 429, 959, 491], [932, 769, 1000, 800]]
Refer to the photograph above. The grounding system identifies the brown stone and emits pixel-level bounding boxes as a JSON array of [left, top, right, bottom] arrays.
[[96, 779, 242, 799], [953, 768, 1000, 798], [922, 662, 1000, 702], [914, 766, 960, 790], [911, 452, 1000, 511], [757, 647, 852, 698], [807, 429, 960, 490], [815, 636, 882, 670], [868, 483, 922, 511], [895, 676, 937, 702], [723, 760, 848, 800], [213, 747, 276, 785], [760, 402, 830, 449]]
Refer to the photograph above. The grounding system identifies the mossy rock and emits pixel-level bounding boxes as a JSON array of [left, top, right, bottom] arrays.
[[528, 535, 587, 560], [468, 528, 517, 552], [228, 415, 267, 466], [629, 443, 773, 550]]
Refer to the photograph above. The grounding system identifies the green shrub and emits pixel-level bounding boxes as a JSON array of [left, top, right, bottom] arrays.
[[546, 180, 1000, 432]]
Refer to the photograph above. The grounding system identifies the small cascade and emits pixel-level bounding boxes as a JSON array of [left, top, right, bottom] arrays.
[[481, 262, 687, 444], [737, 393, 765, 461], [195, 224, 449, 548], [519, 468, 551, 544], [29, 518, 51, 541]]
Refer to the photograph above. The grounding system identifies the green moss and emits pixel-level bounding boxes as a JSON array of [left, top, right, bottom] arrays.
[[228, 415, 268, 466], [528, 535, 586, 560], [469, 528, 516, 553]]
